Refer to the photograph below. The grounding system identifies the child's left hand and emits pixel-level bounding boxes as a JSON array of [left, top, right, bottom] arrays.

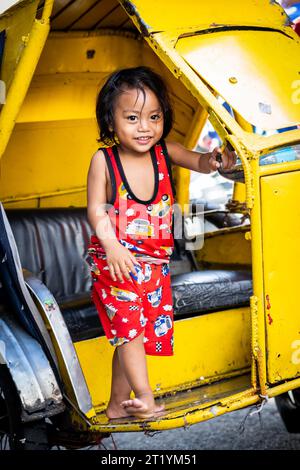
[[208, 145, 237, 172]]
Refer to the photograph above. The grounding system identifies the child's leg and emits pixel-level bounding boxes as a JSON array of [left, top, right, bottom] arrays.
[[106, 348, 132, 419], [117, 332, 164, 418], [106, 334, 163, 419]]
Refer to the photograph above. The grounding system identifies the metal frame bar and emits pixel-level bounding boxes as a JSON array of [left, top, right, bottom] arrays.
[[0, 0, 54, 160]]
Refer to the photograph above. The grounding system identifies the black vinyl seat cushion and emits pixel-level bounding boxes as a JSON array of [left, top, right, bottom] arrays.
[[171, 269, 252, 317], [6, 208, 93, 304], [3, 208, 253, 343]]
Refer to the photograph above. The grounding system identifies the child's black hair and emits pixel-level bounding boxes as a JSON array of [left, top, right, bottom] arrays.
[[96, 66, 174, 145]]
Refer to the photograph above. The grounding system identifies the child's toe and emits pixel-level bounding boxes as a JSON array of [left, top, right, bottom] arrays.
[[121, 399, 134, 408]]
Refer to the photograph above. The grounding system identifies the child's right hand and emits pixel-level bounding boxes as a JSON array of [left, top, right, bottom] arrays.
[[105, 243, 141, 283]]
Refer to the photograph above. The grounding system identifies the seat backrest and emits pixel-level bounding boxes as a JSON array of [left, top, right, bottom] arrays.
[[6, 208, 93, 304]]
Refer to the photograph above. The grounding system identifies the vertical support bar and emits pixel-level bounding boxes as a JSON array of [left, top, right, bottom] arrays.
[[174, 106, 208, 213], [0, 0, 54, 160], [249, 156, 268, 395]]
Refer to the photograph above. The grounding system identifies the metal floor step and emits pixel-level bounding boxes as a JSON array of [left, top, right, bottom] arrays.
[[91, 372, 253, 432]]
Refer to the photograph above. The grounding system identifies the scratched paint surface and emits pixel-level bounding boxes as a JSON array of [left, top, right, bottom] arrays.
[[260, 170, 300, 383]]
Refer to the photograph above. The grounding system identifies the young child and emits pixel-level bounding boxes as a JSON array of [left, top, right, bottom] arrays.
[[86, 66, 236, 420]]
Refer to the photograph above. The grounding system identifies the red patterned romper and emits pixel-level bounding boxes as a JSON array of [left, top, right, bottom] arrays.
[[86, 140, 176, 356]]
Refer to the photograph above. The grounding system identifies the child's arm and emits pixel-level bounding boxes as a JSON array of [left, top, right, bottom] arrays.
[[87, 150, 139, 282], [166, 141, 237, 173], [87, 151, 118, 244]]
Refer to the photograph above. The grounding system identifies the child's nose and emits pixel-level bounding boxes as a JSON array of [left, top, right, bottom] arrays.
[[137, 118, 150, 131]]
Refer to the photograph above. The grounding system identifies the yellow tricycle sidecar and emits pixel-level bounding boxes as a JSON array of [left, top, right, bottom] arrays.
[[0, 0, 300, 449]]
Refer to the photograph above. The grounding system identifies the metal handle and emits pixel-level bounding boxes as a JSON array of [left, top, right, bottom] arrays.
[[216, 141, 235, 170]]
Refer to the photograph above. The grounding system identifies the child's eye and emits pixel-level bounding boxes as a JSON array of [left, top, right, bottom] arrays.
[[151, 114, 162, 121], [127, 115, 138, 122]]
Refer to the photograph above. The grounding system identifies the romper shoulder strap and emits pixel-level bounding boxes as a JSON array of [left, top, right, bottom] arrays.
[[98, 147, 117, 206]]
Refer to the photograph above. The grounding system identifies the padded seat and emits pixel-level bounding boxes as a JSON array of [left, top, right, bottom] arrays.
[[171, 269, 252, 317], [3, 208, 253, 343]]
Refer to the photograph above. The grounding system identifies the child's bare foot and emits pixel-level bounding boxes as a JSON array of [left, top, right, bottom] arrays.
[[106, 397, 164, 420], [106, 401, 131, 419], [120, 395, 165, 419]]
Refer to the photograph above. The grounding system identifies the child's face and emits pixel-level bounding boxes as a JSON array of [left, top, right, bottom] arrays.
[[112, 86, 164, 154]]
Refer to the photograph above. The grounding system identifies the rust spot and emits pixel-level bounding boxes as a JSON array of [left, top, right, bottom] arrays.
[[266, 295, 273, 324]]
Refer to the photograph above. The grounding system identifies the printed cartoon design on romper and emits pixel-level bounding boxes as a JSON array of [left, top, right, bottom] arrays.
[[124, 194, 172, 239], [104, 303, 118, 320], [128, 264, 144, 284], [160, 246, 173, 256], [119, 239, 145, 253], [162, 304, 173, 312], [159, 222, 171, 233], [86, 254, 101, 276], [118, 182, 132, 200], [147, 286, 162, 307], [154, 314, 173, 337], [110, 336, 129, 347], [126, 218, 155, 237], [110, 286, 139, 302], [129, 264, 143, 284], [146, 194, 171, 218], [129, 263, 152, 284], [143, 264, 152, 282], [161, 264, 170, 277], [140, 309, 147, 327]]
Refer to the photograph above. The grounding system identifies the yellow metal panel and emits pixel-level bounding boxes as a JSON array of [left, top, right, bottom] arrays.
[[35, 31, 142, 73], [197, 226, 252, 267], [247, 155, 268, 393], [233, 182, 246, 203], [74, 308, 250, 408], [177, 30, 300, 130], [16, 73, 195, 124], [38, 191, 86, 207], [0, 0, 39, 91], [16, 73, 105, 122], [260, 170, 300, 383], [0, 119, 97, 202], [2, 192, 87, 209], [119, 0, 289, 34], [1, 32, 198, 206], [3, 200, 39, 209], [0, 0, 53, 161]]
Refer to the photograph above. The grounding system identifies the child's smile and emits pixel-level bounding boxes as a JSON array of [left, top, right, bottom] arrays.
[[135, 136, 152, 146], [113, 86, 164, 155]]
